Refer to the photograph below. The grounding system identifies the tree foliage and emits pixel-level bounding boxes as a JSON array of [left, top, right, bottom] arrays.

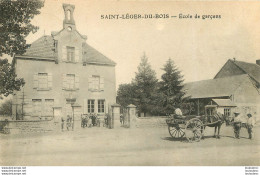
[[116, 55, 188, 116], [0, 0, 44, 57], [132, 53, 158, 116], [0, 58, 25, 98], [159, 58, 185, 114], [116, 83, 136, 108], [0, 99, 12, 116]]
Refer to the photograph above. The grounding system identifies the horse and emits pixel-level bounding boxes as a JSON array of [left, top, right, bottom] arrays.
[[201, 112, 228, 139]]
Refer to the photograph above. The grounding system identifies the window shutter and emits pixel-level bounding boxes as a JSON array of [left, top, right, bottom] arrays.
[[75, 48, 79, 62], [88, 75, 92, 91], [62, 46, 67, 61], [23, 98, 32, 116], [83, 99, 87, 114], [75, 75, 79, 89], [33, 73, 38, 89], [48, 73, 52, 89], [100, 76, 104, 91], [62, 74, 67, 89]]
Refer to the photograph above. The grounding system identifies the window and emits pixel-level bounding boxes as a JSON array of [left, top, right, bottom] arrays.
[[32, 99, 42, 116], [88, 100, 95, 113], [92, 76, 100, 91], [224, 108, 231, 117], [98, 100, 105, 113], [66, 74, 75, 89], [88, 75, 104, 91], [62, 74, 79, 90], [44, 99, 54, 116], [67, 46, 75, 62], [38, 73, 48, 89], [33, 73, 52, 90]]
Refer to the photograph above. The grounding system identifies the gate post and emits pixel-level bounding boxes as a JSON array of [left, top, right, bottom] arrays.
[[127, 104, 136, 128], [111, 103, 121, 128]]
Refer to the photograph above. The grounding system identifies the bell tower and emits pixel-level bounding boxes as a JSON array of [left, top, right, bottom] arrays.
[[63, 4, 76, 30]]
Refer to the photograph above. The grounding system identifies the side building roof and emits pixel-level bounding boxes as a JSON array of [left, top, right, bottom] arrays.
[[214, 59, 260, 86], [232, 60, 260, 85], [17, 35, 116, 66], [184, 74, 253, 99]]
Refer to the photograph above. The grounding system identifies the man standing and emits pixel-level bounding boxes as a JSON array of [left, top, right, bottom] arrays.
[[233, 112, 243, 139], [247, 113, 255, 139]]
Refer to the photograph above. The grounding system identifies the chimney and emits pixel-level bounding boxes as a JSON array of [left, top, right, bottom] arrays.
[[256, 59, 260, 66]]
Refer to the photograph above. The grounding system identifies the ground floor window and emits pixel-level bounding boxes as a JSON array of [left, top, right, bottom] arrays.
[[224, 108, 231, 117], [32, 99, 42, 116], [88, 100, 95, 113], [45, 99, 54, 116], [98, 100, 105, 113]]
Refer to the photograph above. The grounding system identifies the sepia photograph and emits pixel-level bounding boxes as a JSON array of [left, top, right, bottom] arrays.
[[0, 0, 259, 169]]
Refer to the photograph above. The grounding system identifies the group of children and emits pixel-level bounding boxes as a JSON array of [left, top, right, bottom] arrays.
[[81, 113, 100, 128]]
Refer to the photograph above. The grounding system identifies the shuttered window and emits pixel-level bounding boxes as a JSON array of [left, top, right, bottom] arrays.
[[32, 99, 42, 116], [88, 75, 104, 91], [67, 74, 75, 89], [33, 73, 52, 90], [38, 73, 48, 89], [62, 74, 79, 90]]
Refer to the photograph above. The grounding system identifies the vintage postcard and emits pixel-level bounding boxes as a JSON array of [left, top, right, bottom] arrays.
[[0, 0, 259, 169]]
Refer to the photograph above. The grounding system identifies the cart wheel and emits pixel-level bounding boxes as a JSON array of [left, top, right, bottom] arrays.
[[185, 118, 204, 142], [168, 125, 185, 138]]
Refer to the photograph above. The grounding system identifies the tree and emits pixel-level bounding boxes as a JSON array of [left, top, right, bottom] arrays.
[[159, 58, 185, 114], [0, 99, 12, 116], [133, 53, 158, 116], [0, 0, 44, 57], [0, 58, 25, 99], [116, 83, 136, 108]]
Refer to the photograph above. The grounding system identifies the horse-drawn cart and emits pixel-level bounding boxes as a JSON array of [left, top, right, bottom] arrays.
[[166, 116, 204, 142], [166, 105, 225, 142]]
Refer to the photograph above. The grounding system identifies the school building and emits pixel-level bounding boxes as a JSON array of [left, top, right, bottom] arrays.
[[12, 4, 116, 121]]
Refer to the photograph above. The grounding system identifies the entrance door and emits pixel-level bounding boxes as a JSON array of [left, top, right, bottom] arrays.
[[65, 103, 73, 117], [53, 108, 62, 123]]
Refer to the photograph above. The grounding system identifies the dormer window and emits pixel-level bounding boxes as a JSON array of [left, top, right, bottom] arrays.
[[67, 46, 75, 62]]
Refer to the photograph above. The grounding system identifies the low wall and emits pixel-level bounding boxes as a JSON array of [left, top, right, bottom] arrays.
[[7, 120, 60, 134]]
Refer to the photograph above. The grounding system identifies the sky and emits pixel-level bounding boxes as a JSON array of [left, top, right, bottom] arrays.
[[14, 1, 260, 88]]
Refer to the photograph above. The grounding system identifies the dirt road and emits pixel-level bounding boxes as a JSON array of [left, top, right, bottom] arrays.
[[0, 119, 259, 166]]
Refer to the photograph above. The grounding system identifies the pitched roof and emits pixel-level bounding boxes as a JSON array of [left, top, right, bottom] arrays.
[[184, 74, 252, 99], [212, 99, 236, 107], [23, 35, 55, 59], [19, 35, 116, 66], [83, 43, 116, 66], [231, 59, 260, 85]]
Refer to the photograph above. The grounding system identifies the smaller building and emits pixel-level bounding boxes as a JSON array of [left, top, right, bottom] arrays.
[[184, 74, 260, 121], [205, 99, 236, 117]]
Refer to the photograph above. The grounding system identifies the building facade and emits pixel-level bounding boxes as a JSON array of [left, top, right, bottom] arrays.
[[12, 4, 116, 121], [184, 59, 260, 121]]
